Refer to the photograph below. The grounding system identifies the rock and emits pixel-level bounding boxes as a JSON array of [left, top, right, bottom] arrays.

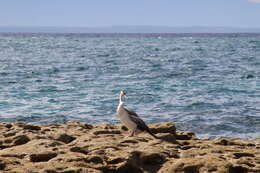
[[121, 125, 128, 131], [87, 155, 104, 164], [0, 122, 259, 173], [0, 153, 26, 159], [106, 157, 125, 164], [60, 169, 101, 173], [233, 152, 254, 158], [214, 138, 233, 145], [43, 169, 57, 173], [121, 139, 139, 144], [30, 152, 58, 162], [141, 152, 166, 165], [13, 135, 30, 145], [93, 130, 121, 135], [176, 131, 196, 140], [0, 161, 6, 170], [228, 165, 248, 173], [213, 138, 249, 146], [67, 121, 93, 130], [117, 161, 143, 173], [183, 164, 201, 173], [70, 147, 88, 155], [5, 124, 12, 128], [158, 133, 176, 143], [83, 124, 93, 129], [149, 122, 176, 135], [48, 141, 63, 147], [55, 134, 76, 144], [3, 131, 17, 137], [23, 124, 41, 131]]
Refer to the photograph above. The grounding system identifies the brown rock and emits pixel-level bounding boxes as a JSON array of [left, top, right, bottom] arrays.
[[4, 123, 12, 128], [93, 130, 121, 135], [3, 131, 17, 137], [233, 152, 255, 158], [228, 165, 248, 173], [0, 122, 259, 173], [13, 135, 30, 145], [30, 152, 58, 162], [83, 123, 93, 129], [87, 155, 104, 164], [23, 124, 41, 131], [117, 162, 143, 173], [0, 161, 6, 170], [43, 169, 57, 173], [106, 157, 125, 164], [0, 153, 26, 159], [158, 133, 177, 143], [141, 152, 166, 165], [176, 131, 196, 140], [70, 147, 88, 155], [214, 138, 234, 145], [149, 122, 176, 134], [55, 133, 76, 144]]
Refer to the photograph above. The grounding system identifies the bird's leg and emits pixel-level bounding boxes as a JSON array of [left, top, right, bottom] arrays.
[[129, 130, 135, 137], [127, 127, 137, 138], [134, 129, 141, 136]]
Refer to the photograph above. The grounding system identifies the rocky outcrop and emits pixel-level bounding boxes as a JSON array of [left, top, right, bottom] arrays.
[[0, 121, 259, 173]]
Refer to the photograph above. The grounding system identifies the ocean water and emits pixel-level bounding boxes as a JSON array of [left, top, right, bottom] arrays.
[[0, 33, 260, 138]]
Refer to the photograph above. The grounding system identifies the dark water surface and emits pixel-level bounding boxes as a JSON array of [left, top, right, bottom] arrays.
[[0, 33, 260, 138]]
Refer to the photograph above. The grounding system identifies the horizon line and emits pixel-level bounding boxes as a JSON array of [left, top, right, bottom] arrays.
[[1, 25, 260, 29]]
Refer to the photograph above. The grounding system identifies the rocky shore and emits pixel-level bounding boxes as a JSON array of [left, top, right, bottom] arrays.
[[0, 121, 259, 173]]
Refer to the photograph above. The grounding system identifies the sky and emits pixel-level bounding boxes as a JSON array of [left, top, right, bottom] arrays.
[[1, 0, 260, 28]]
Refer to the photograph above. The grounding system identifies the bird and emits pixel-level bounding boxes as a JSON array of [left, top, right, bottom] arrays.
[[116, 90, 158, 139]]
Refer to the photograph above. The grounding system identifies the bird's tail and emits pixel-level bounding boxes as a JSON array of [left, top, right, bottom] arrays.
[[146, 128, 159, 139]]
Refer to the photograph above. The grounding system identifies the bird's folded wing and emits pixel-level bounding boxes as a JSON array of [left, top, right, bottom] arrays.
[[125, 108, 149, 131], [124, 108, 139, 117]]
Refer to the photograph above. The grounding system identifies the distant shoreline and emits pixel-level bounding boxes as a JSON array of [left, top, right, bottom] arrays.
[[1, 32, 260, 37], [0, 26, 260, 34]]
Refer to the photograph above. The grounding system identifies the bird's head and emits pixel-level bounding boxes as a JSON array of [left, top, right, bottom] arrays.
[[120, 90, 127, 98]]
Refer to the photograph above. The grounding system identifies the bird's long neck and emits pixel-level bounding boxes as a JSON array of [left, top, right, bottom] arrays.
[[119, 94, 124, 106]]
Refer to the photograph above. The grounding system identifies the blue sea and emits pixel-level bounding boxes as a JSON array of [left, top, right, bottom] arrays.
[[0, 33, 260, 138]]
